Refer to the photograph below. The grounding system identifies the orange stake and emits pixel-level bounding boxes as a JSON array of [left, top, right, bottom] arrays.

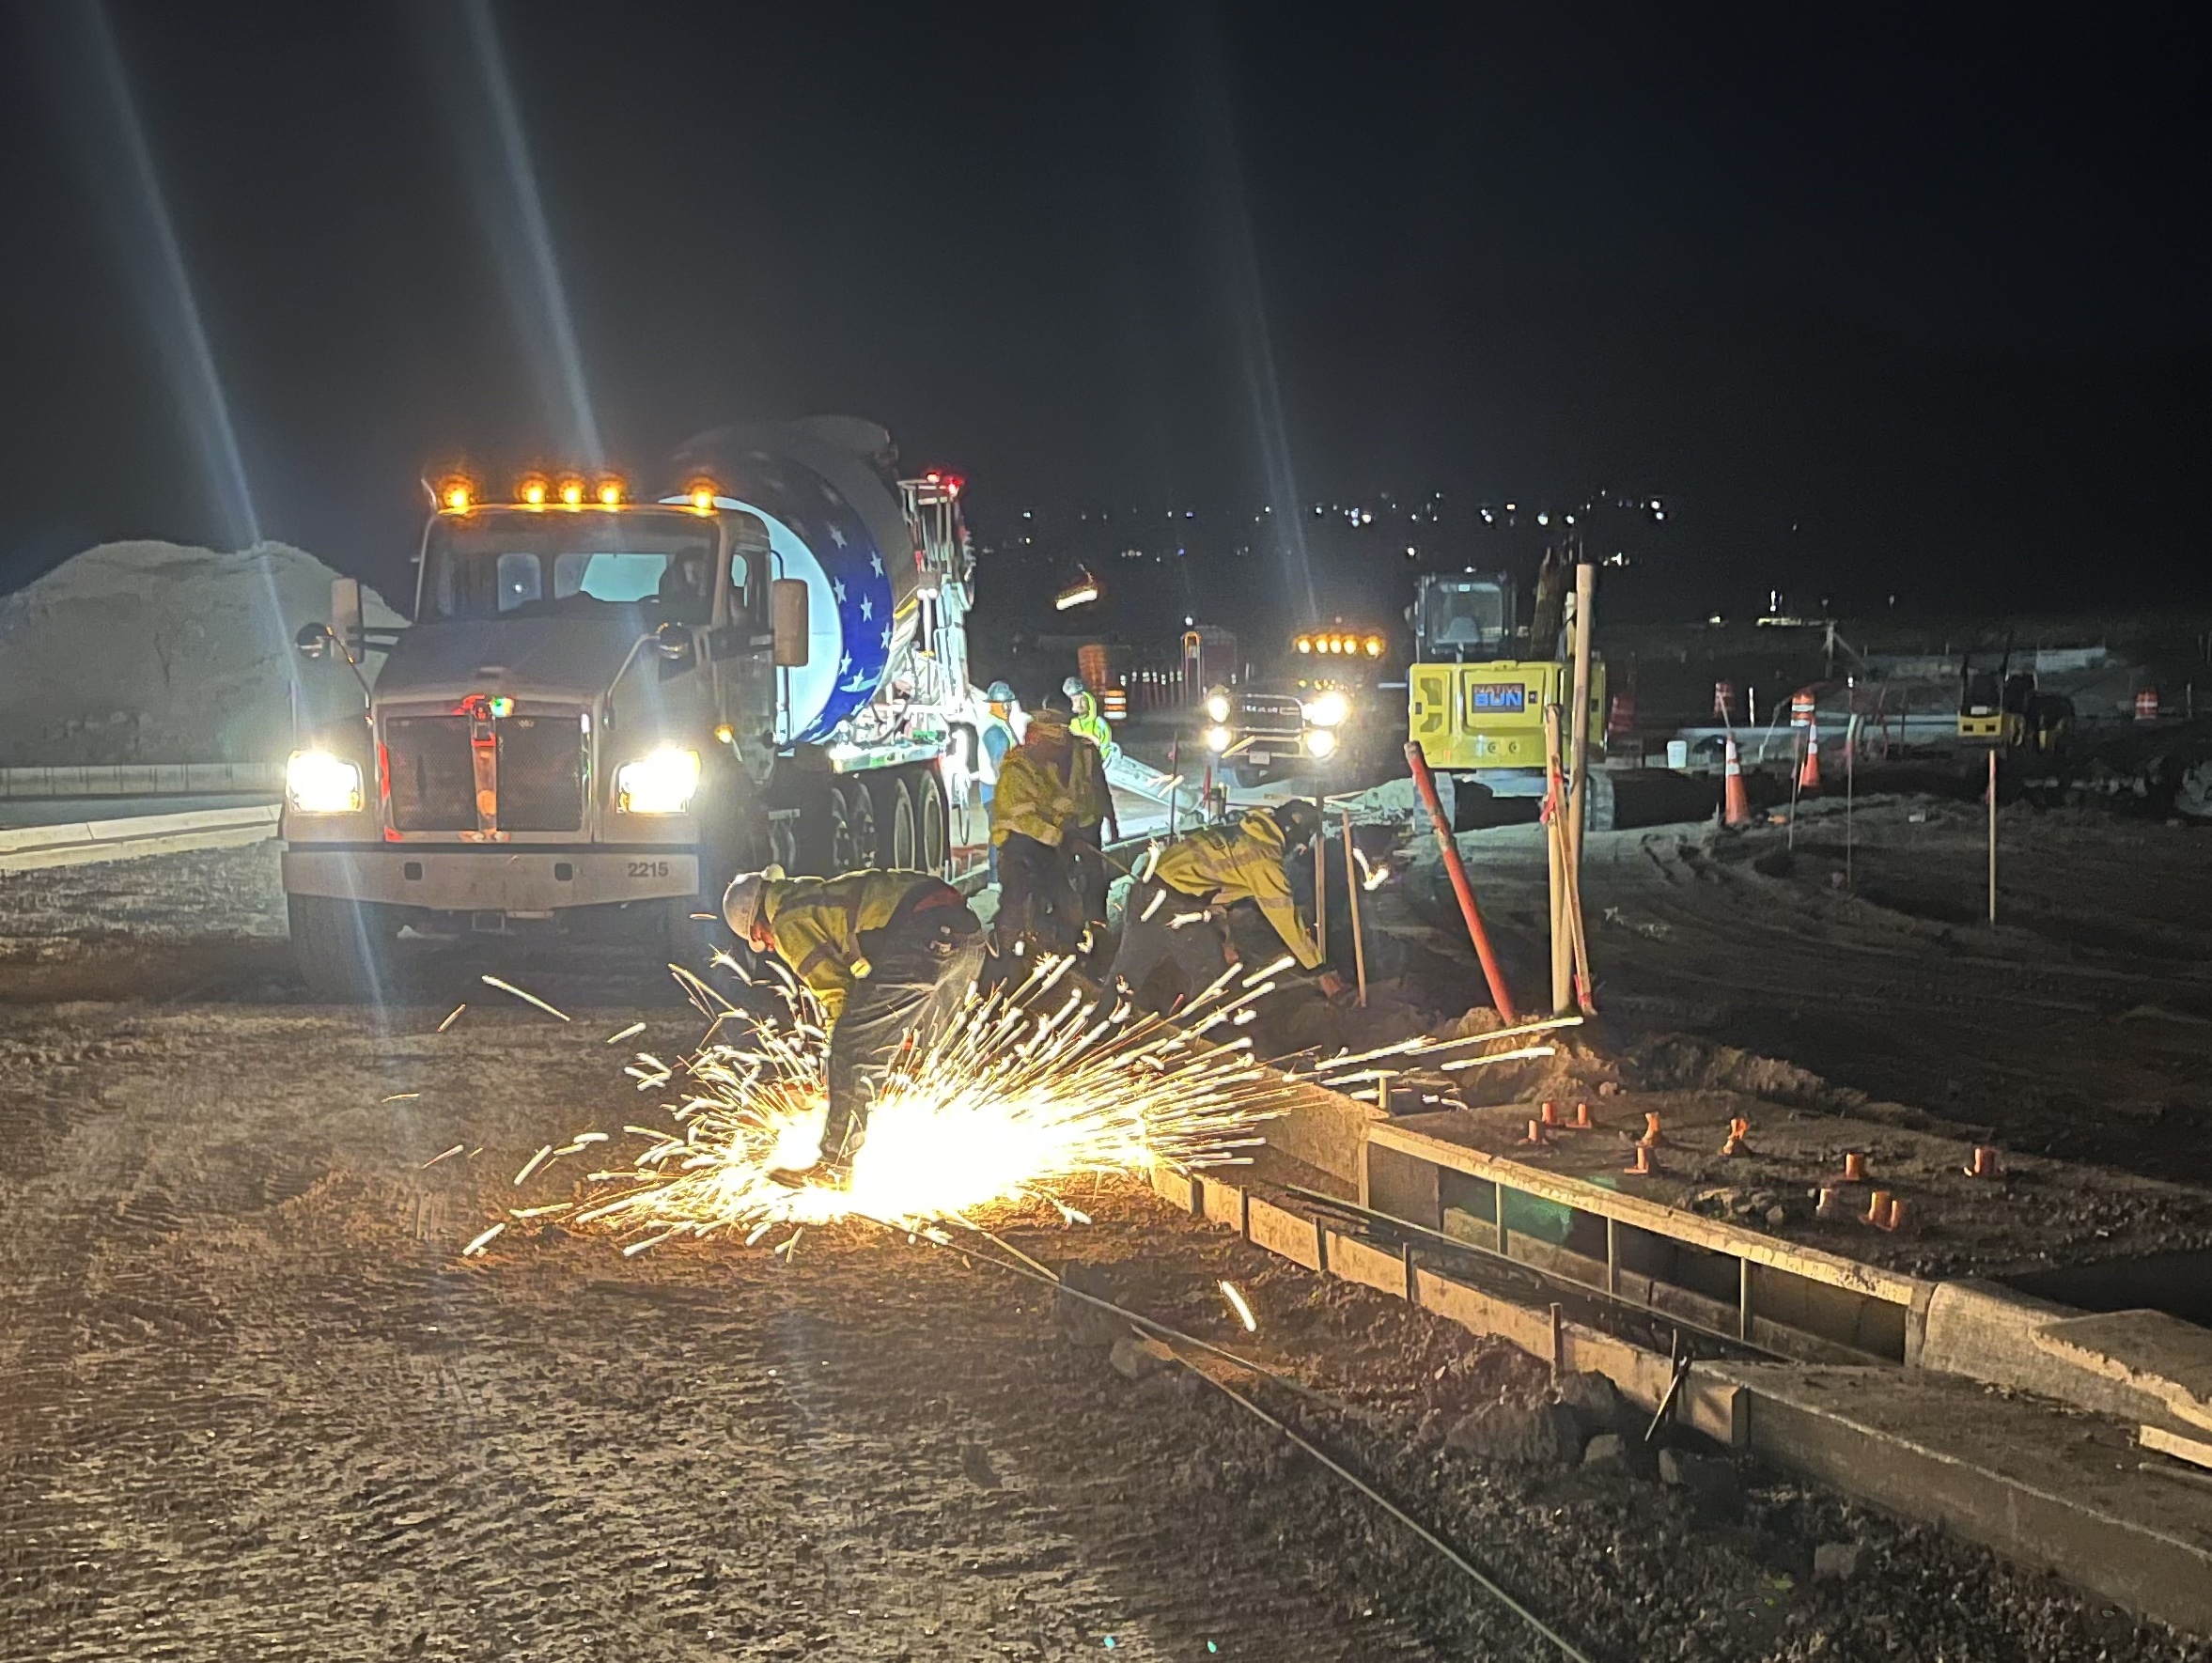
[[1404, 741, 1519, 1022]]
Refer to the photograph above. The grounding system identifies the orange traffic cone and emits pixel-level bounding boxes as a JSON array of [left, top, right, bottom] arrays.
[[1798, 715, 1822, 793], [1722, 736, 1751, 826]]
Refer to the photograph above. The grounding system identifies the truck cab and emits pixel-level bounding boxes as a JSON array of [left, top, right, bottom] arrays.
[[281, 421, 978, 999], [282, 496, 796, 994]]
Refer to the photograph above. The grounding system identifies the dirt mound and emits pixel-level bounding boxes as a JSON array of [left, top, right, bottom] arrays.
[[0, 540, 400, 766]]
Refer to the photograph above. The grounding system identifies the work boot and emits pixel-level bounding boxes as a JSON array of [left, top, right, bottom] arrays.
[[767, 1156, 851, 1191]]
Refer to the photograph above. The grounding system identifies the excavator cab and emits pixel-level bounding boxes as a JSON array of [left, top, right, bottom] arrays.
[[1407, 567, 1603, 792], [1959, 651, 2074, 756]]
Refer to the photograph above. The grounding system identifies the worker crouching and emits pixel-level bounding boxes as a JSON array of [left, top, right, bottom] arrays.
[[724, 866, 988, 1189], [1112, 800, 1347, 1012]]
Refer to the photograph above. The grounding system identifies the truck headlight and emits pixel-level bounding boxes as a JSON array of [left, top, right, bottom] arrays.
[[1303, 690, 1350, 728], [615, 747, 701, 815], [1203, 723, 1233, 753], [1204, 691, 1232, 723], [286, 750, 363, 814], [1304, 726, 1338, 759]]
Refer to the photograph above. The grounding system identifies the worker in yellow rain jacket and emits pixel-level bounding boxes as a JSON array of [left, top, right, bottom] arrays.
[[724, 866, 987, 1189], [1065, 703, 1119, 944], [989, 707, 1087, 955], [1067, 681, 1115, 756], [1112, 800, 1347, 1011]]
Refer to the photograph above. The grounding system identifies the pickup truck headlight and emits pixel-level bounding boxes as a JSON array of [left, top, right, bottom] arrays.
[[286, 750, 363, 814], [1204, 691, 1232, 723], [1304, 726, 1338, 759], [1203, 723, 1233, 754], [615, 747, 701, 815], [1302, 690, 1350, 728]]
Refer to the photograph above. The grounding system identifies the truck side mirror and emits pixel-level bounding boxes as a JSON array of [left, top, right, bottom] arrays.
[[653, 619, 692, 661], [771, 579, 810, 667], [296, 621, 335, 660]]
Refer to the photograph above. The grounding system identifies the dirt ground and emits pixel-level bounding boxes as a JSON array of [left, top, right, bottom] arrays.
[[1409, 791, 2212, 1189], [3, 840, 2211, 1660]]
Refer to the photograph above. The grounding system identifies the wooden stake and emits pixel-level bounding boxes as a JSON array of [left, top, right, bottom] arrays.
[[1566, 564, 1597, 875], [1341, 810, 1368, 1008], [1987, 746, 1998, 925], [1314, 813, 1327, 962]]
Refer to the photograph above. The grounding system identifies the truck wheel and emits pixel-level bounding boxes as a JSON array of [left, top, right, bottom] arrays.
[[829, 780, 880, 872], [916, 769, 948, 874], [288, 893, 397, 1002], [873, 773, 917, 870]]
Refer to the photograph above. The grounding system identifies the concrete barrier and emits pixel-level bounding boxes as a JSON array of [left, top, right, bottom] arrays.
[[0, 762, 282, 799], [0, 805, 281, 871]]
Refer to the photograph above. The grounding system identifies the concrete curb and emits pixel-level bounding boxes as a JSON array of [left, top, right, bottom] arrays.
[[0, 805, 281, 871]]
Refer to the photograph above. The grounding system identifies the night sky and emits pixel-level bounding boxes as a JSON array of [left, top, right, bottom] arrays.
[[0, 2, 2203, 629]]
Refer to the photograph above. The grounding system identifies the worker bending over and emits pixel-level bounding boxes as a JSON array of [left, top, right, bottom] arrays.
[[724, 866, 987, 1189], [989, 707, 1087, 955], [1112, 800, 1347, 1011]]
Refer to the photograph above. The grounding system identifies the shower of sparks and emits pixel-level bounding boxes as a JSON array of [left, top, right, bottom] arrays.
[[481, 974, 570, 1022], [437, 1003, 468, 1033], [480, 957, 1581, 1260], [1220, 1281, 1258, 1331], [605, 1021, 646, 1046], [496, 951, 1306, 1251]]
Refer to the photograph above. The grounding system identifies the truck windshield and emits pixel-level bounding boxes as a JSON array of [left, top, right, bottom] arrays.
[[420, 511, 720, 624], [1422, 583, 1507, 660]]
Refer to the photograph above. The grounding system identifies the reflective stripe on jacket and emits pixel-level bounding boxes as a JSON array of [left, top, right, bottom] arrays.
[[763, 870, 951, 1024], [1149, 810, 1322, 969]]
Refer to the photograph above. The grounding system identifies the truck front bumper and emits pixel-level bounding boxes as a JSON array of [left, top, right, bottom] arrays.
[[283, 846, 700, 912]]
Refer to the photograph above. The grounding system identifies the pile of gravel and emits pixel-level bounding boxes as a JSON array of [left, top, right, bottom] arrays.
[[0, 540, 399, 767]]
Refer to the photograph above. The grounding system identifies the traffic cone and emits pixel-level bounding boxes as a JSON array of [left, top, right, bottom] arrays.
[[1798, 715, 1822, 793], [1722, 736, 1751, 827]]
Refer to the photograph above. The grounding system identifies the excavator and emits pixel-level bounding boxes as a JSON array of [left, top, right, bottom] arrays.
[[1407, 543, 1604, 800], [1957, 636, 2074, 757]]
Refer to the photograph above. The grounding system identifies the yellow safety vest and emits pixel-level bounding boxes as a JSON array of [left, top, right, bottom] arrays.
[[762, 870, 947, 1024], [1150, 811, 1322, 969], [989, 743, 1079, 847]]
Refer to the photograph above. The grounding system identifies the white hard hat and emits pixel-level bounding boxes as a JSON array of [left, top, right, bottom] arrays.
[[1063, 676, 1084, 697], [722, 864, 784, 935]]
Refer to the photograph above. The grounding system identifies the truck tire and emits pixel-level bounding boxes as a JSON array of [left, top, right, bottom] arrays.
[[916, 768, 948, 874], [873, 773, 918, 870], [829, 779, 880, 872], [288, 893, 397, 1002]]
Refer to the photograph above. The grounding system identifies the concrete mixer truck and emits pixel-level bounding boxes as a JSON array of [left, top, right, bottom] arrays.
[[279, 417, 986, 997]]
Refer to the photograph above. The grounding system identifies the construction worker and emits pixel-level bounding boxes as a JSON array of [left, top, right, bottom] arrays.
[[975, 681, 1020, 878], [1112, 800, 1347, 1011], [1066, 677, 1115, 757], [989, 706, 1087, 955], [723, 865, 987, 1188]]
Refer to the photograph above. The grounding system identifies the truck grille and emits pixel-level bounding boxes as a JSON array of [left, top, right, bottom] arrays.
[[386, 716, 475, 832], [1236, 693, 1305, 739], [495, 715, 585, 832], [384, 712, 585, 833]]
